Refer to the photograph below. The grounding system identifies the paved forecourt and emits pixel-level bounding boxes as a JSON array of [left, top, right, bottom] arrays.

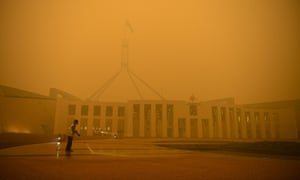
[[1, 138, 300, 180], [0, 138, 196, 158]]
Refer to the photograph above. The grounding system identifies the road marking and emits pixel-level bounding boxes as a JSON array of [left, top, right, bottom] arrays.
[[85, 143, 130, 157], [86, 143, 95, 154]]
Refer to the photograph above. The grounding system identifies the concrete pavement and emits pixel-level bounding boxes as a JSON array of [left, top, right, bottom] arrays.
[[1, 138, 300, 180], [0, 138, 196, 158]]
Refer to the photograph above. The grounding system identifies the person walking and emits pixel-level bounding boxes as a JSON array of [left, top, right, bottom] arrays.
[[66, 119, 80, 152]]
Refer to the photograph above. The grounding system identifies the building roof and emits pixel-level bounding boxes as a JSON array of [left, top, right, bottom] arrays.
[[0, 85, 53, 99], [243, 99, 300, 109], [204, 97, 235, 105], [49, 88, 81, 100]]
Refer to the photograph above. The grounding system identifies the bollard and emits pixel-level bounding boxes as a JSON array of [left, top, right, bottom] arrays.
[[56, 136, 61, 159]]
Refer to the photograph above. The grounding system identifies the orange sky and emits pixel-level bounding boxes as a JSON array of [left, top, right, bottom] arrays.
[[0, 0, 299, 103]]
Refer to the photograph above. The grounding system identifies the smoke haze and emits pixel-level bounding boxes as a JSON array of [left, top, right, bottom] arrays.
[[0, 0, 299, 103]]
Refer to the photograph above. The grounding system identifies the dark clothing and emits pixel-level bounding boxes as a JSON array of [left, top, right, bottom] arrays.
[[66, 136, 73, 151], [65, 122, 80, 151]]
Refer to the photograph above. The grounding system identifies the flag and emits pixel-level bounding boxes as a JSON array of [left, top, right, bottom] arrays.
[[126, 20, 134, 32]]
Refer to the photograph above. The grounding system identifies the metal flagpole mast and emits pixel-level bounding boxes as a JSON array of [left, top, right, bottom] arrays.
[[87, 20, 165, 101]]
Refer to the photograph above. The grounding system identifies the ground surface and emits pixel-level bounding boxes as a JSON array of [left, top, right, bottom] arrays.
[[0, 134, 300, 180]]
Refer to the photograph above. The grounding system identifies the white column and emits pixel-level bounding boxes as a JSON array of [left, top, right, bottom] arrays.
[[151, 103, 156, 137], [162, 103, 168, 138], [140, 103, 145, 137]]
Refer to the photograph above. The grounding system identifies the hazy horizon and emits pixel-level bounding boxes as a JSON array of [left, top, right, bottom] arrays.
[[1, 0, 299, 104]]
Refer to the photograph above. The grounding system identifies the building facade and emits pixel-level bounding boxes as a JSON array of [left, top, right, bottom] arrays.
[[0, 85, 56, 134], [52, 90, 300, 141], [1, 85, 299, 141]]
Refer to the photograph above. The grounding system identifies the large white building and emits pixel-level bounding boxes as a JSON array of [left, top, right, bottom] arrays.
[[1, 85, 299, 141], [50, 88, 300, 141]]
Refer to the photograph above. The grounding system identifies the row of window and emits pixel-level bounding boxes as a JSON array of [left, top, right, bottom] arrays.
[[68, 104, 173, 117], [68, 104, 125, 117], [83, 117, 278, 138], [212, 107, 279, 138]]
